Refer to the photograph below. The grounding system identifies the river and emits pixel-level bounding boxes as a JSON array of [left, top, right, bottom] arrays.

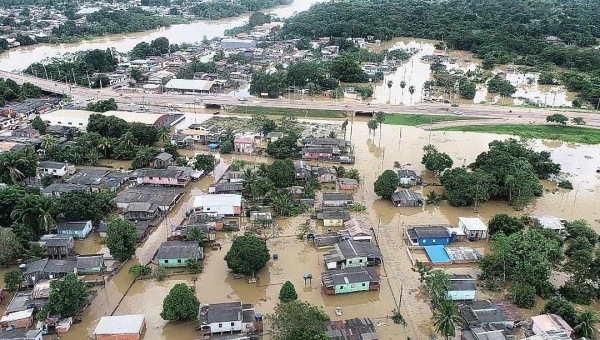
[[0, 0, 325, 71]]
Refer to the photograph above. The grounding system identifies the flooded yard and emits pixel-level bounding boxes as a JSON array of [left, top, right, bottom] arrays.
[[57, 112, 600, 339]]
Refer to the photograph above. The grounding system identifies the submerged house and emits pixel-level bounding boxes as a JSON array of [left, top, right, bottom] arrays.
[[156, 241, 204, 267], [192, 194, 242, 217], [391, 190, 424, 207], [323, 318, 378, 340], [33, 234, 74, 258], [76, 255, 105, 275], [93, 314, 146, 340], [322, 193, 354, 208], [321, 210, 351, 227], [397, 169, 422, 186], [458, 217, 488, 241], [22, 258, 76, 286], [198, 302, 256, 335], [321, 267, 380, 295], [123, 202, 158, 221], [446, 274, 476, 301], [324, 239, 382, 270], [338, 178, 359, 190], [56, 220, 93, 239], [405, 225, 454, 246]]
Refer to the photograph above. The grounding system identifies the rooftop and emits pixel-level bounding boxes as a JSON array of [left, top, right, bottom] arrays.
[[57, 220, 90, 231], [407, 225, 451, 239], [93, 314, 146, 335], [322, 210, 351, 221], [198, 302, 254, 325], [459, 217, 488, 231], [76, 255, 104, 270], [323, 193, 353, 202], [323, 318, 379, 340], [391, 189, 424, 202], [46, 109, 167, 126], [165, 79, 215, 92], [397, 169, 419, 178], [38, 161, 66, 169], [157, 241, 202, 260], [321, 266, 379, 286], [0, 329, 42, 340], [42, 183, 89, 194], [154, 152, 173, 161]]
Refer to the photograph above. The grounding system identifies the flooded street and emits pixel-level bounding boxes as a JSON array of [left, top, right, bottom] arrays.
[[56, 112, 600, 339]]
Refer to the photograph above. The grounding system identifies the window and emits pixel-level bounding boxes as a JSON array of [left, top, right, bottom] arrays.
[[163, 260, 168, 264], [339, 286, 343, 289], [348, 260, 352, 264], [79, 123, 83, 126], [230, 322, 235, 326], [177, 259, 182, 263], [359, 259, 363, 263], [362, 283, 366, 287], [218, 323, 222, 328], [432, 239, 436, 243], [68, 122, 72, 125], [149, 177, 153, 180], [351, 284, 355, 288], [57, 121, 62, 124]]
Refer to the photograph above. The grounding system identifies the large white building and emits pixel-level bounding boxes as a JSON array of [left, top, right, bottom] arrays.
[[164, 79, 215, 94], [43, 110, 168, 130]]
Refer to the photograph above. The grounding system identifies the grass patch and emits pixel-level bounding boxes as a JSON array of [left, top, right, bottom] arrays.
[[382, 114, 482, 126], [438, 124, 600, 144], [230, 106, 347, 118]]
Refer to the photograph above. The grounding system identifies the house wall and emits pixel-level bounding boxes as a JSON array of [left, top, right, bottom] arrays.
[[96, 333, 142, 340], [209, 320, 242, 333], [40, 166, 67, 177], [318, 174, 336, 183], [324, 219, 343, 227], [334, 281, 370, 294], [0, 315, 33, 329], [323, 200, 349, 207], [446, 290, 476, 301], [159, 258, 190, 268], [57, 222, 93, 239], [45, 115, 88, 130], [418, 237, 452, 246], [339, 183, 358, 190], [142, 176, 179, 186], [234, 142, 254, 154], [343, 256, 368, 268]]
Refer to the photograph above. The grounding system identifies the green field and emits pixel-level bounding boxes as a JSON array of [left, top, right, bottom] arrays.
[[438, 124, 600, 144], [382, 114, 483, 126], [229, 106, 347, 118]]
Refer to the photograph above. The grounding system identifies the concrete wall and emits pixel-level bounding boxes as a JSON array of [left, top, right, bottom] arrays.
[[209, 320, 242, 333], [324, 219, 343, 227], [343, 256, 367, 268], [446, 290, 476, 301], [158, 258, 190, 268], [335, 281, 370, 294], [418, 236, 452, 246]]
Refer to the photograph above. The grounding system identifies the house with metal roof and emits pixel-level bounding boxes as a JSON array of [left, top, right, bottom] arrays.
[[391, 189, 424, 207], [323, 318, 378, 340], [76, 255, 105, 275], [93, 314, 146, 340], [338, 178, 359, 190], [156, 241, 203, 267], [458, 217, 488, 240], [41, 183, 91, 198], [321, 210, 351, 227], [446, 274, 476, 301], [405, 225, 454, 246], [67, 169, 129, 192], [132, 168, 190, 187], [192, 194, 242, 216], [198, 302, 256, 335], [321, 267, 380, 295], [57, 220, 93, 239], [0, 329, 42, 340], [114, 186, 184, 212], [459, 300, 507, 328], [37, 161, 74, 178], [531, 314, 573, 337], [462, 324, 508, 340], [22, 259, 77, 286], [123, 202, 158, 221], [322, 193, 354, 208], [324, 240, 382, 270], [32, 234, 74, 258], [397, 169, 422, 186], [208, 182, 244, 194], [531, 215, 567, 234], [151, 152, 174, 168], [293, 160, 312, 180]]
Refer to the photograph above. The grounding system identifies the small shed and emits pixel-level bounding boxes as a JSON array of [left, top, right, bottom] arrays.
[[0, 309, 34, 329], [397, 169, 422, 186], [151, 152, 174, 168], [0, 329, 43, 340], [446, 274, 476, 301], [93, 314, 146, 340], [157, 241, 203, 267], [57, 220, 93, 239], [34, 234, 74, 258], [391, 190, 424, 207], [531, 215, 567, 234], [458, 217, 488, 240]]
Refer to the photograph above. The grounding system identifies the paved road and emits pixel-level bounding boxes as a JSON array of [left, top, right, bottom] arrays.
[[4, 70, 600, 126]]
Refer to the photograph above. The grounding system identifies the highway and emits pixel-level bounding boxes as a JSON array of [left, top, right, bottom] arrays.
[[3, 70, 600, 127]]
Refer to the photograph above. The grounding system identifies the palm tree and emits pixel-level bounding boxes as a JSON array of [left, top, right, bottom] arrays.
[[367, 119, 379, 135], [98, 137, 112, 158], [257, 163, 269, 177], [40, 135, 56, 150], [432, 300, 464, 340], [574, 309, 599, 339], [38, 196, 57, 234], [1, 151, 26, 183], [409, 85, 416, 104], [86, 148, 100, 166], [400, 80, 406, 101], [387, 80, 393, 103], [120, 132, 135, 149], [375, 112, 385, 139], [157, 125, 171, 143]]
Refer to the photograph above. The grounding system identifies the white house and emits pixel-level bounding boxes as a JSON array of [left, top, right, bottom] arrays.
[[192, 194, 242, 216], [531, 215, 567, 234], [458, 217, 488, 240], [37, 161, 75, 178], [198, 302, 255, 336]]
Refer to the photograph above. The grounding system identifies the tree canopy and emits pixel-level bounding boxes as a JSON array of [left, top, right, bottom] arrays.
[[193, 154, 216, 174], [267, 300, 330, 340], [421, 145, 453, 176], [267, 159, 295, 188], [224, 234, 270, 276], [488, 214, 525, 236], [374, 170, 398, 199], [279, 281, 298, 303], [160, 283, 200, 322], [106, 218, 138, 262], [47, 274, 87, 318], [87, 98, 118, 112]]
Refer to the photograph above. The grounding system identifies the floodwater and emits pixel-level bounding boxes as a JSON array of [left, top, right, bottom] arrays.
[[371, 37, 577, 108], [57, 112, 600, 339], [0, 0, 326, 71]]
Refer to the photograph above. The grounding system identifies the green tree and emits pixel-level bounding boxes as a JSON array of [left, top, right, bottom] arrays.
[[432, 300, 464, 340], [566, 220, 598, 246], [267, 300, 330, 340], [131, 147, 161, 169], [0, 186, 26, 227], [3, 270, 22, 294], [488, 214, 524, 236], [487, 76, 516, 97], [186, 258, 202, 274], [279, 281, 298, 303], [546, 113, 569, 126], [542, 297, 576, 326], [186, 226, 208, 244], [249, 71, 286, 98], [59, 190, 113, 223], [160, 283, 199, 322], [330, 55, 367, 82], [367, 119, 379, 135], [87, 114, 128, 138], [130, 68, 145, 81], [374, 170, 398, 199], [220, 140, 234, 154], [572, 117, 586, 125], [508, 282, 536, 308], [193, 154, 216, 174], [163, 142, 179, 158], [424, 270, 450, 308], [47, 274, 87, 317], [267, 159, 295, 188], [153, 266, 167, 281], [224, 234, 270, 276], [12, 194, 58, 237], [87, 98, 118, 112], [128, 264, 152, 278], [391, 309, 407, 327], [31, 116, 46, 134], [106, 218, 138, 262], [0, 228, 23, 265], [574, 310, 599, 339], [458, 81, 476, 99], [421, 145, 453, 176]]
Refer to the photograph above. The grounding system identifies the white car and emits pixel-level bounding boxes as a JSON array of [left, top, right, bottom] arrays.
[[238, 97, 248, 102], [453, 111, 463, 115]]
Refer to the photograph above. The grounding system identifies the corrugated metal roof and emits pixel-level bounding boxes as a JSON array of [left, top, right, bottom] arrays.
[[93, 314, 145, 335]]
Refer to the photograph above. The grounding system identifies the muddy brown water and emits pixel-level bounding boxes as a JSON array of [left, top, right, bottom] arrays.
[[56, 113, 599, 339]]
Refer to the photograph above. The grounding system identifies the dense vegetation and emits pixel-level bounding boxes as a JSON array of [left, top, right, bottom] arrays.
[[25, 49, 117, 88], [0, 78, 43, 106], [281, 0, 600, 106], [190, 0, 292, 20]]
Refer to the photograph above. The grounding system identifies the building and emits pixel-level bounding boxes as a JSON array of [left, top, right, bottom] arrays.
[[56, 220, 93, 239], [303, 137, 348, 148], [463, 325, 508, 340], [322, 193, 354, 208], [208, 182, 244, 194], [0, 330, 43, 340], [342, 219, 373, 242], [32, 234, 74, 258], [37, 161, 74, 178], [338, 178, 359, 190], [132, 168, 190, 187], [458, 217, 488, 240], [405, 225, 453, 246], [397, 169, 422, 186], [317, 167, 337, 183], [459, 301, 507, 328], [391, 190, 424, 207], [198, 302, 256, 335], [531, 215, 567, 234], [43, 110, 169, 130], [156, 241, 203, 267], [22, 258, 77, 286], [67, 169, 129, 192], [324, 239, 382, 270], [221, 38, 257, 50], [12, 127, 40, 139], [180, 129, 206, 144], [164, 79, 215, 94], [446, 274, 476, 301], [93, 314, 146, 340], [266, 131, 283, 143], [321, 267, 380, 295], [0, 309, 35, 329], [76, 255, 105, 275], [192, 194, 242, 216], [294, 161, 312, 180], [322, 210, 351, 227], [323, 318, 378, 340], [114, 186, 184, 213], [151, 152, 174, 168], [303, 147, 334, 160], [531, 314, 573, 337], [41, 183, 90, 198], [523, 330, 571, 340], [233, 136, 255, 154], [123, 202, 158, 221]]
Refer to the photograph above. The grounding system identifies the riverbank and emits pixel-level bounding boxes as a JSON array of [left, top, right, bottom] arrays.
[[229, 105, 347, 118], [382, 113, 483, 126], [438, 124, 600, 144]]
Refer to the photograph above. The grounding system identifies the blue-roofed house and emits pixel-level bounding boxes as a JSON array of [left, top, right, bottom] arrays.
[[57, 220, 93, 239]]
